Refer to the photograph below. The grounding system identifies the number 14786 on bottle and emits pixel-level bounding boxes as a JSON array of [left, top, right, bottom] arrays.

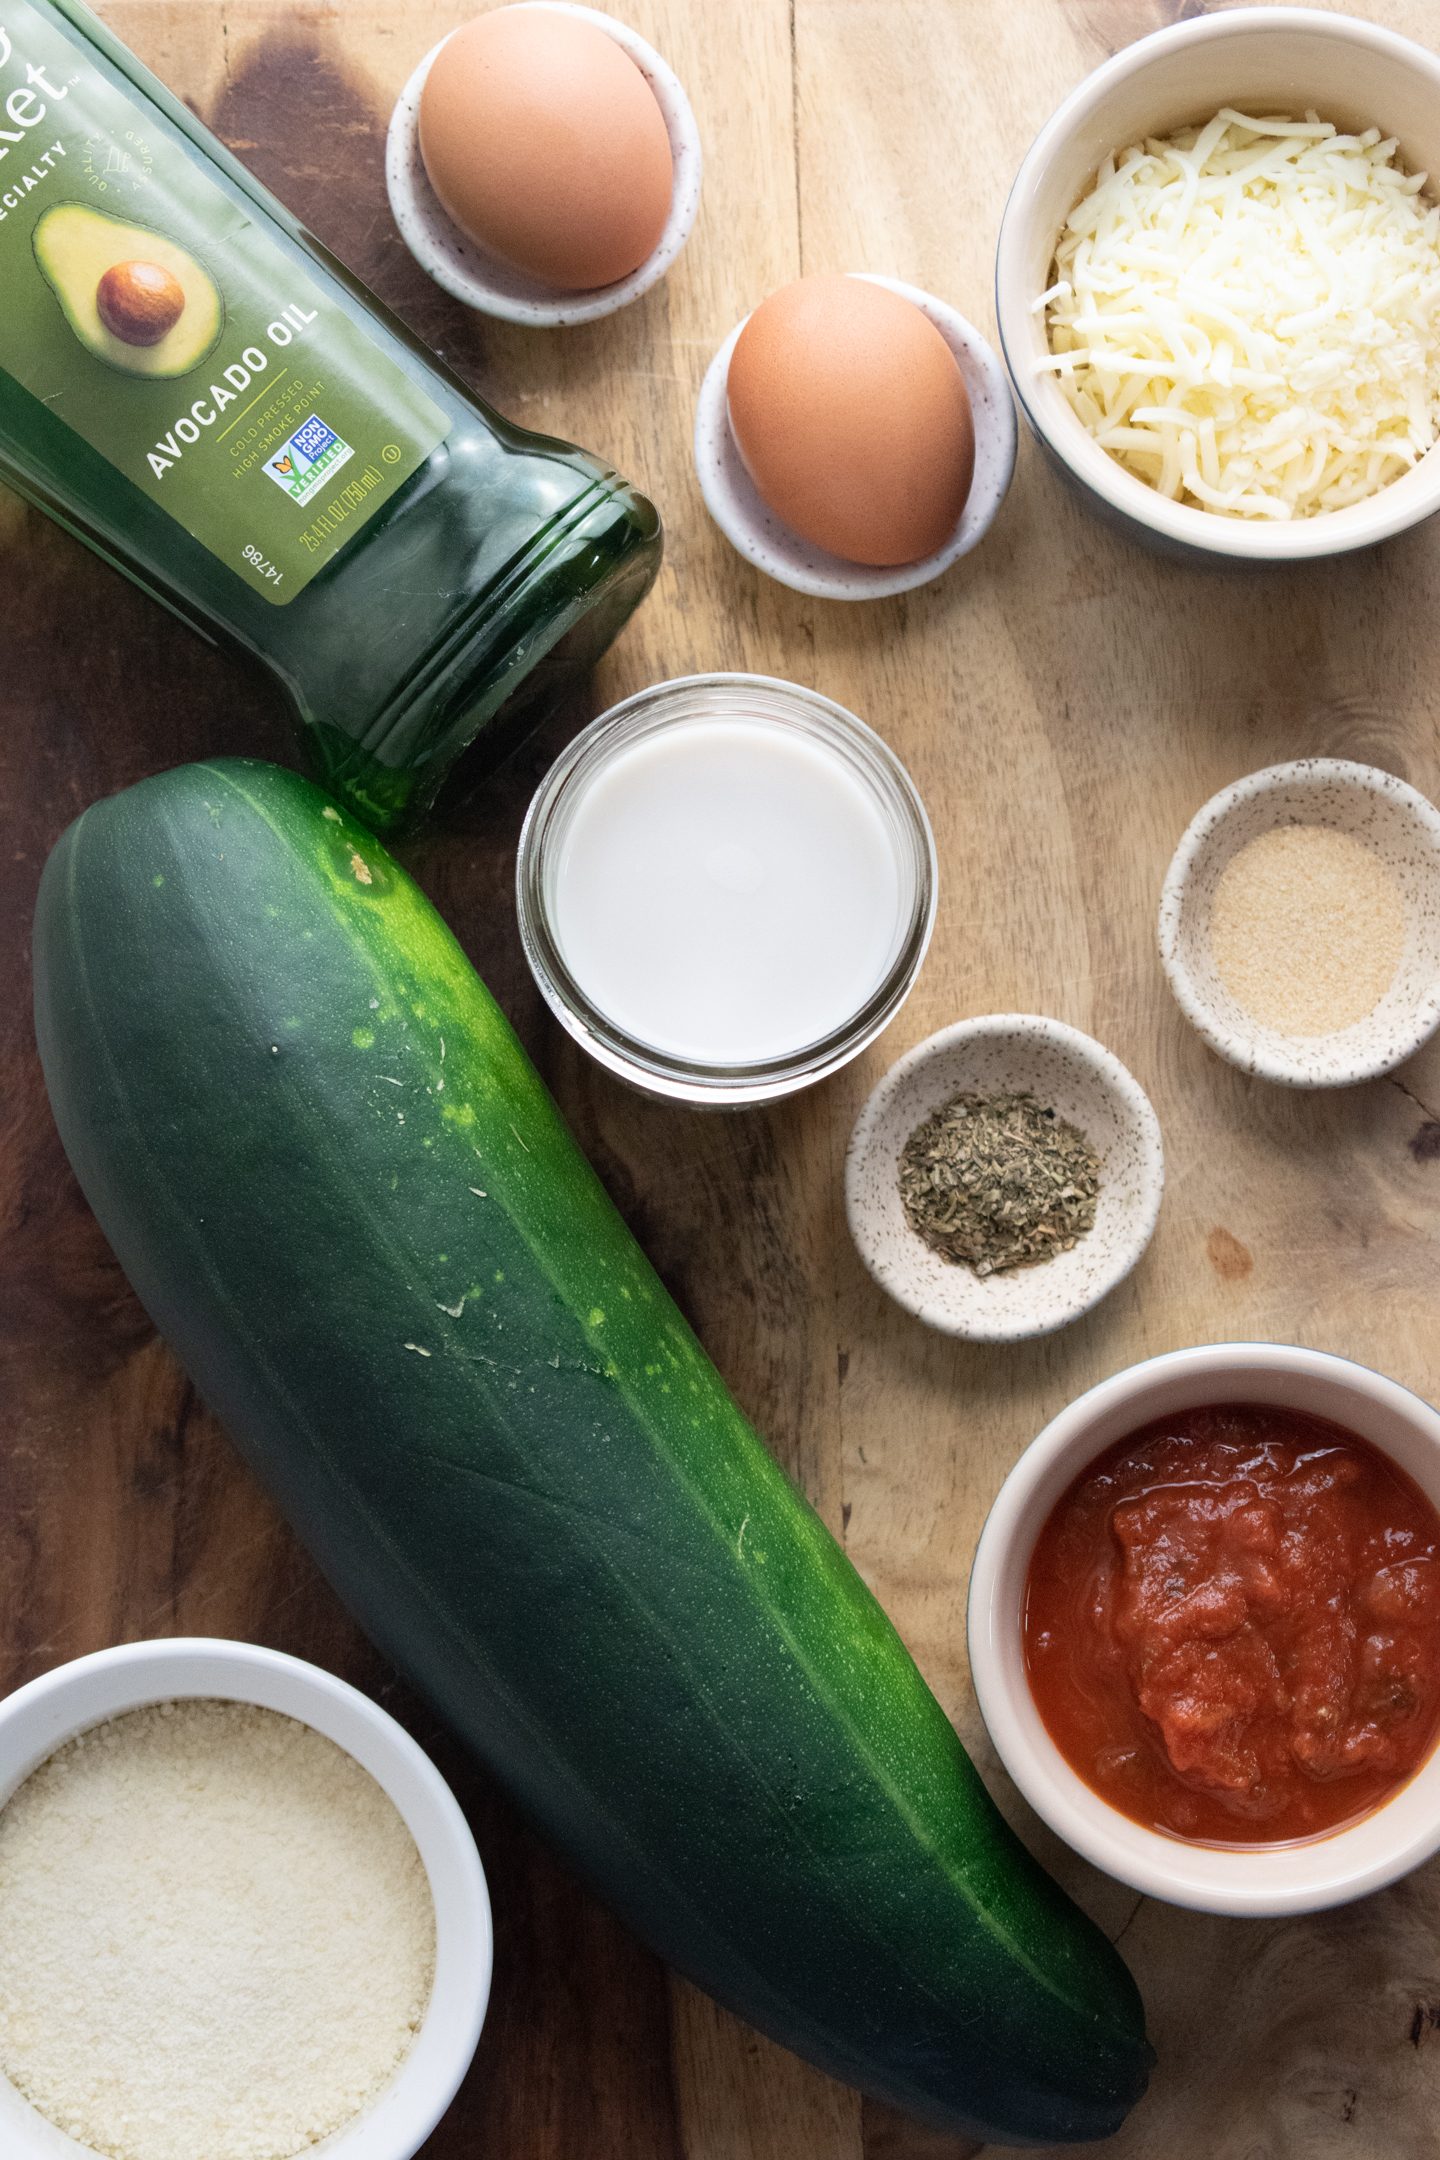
[[242, 545, 284, 588]]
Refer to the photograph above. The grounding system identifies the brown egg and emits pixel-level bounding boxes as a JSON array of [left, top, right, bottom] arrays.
[[726, 275, 976, 567], [418, 9, 674, 293]]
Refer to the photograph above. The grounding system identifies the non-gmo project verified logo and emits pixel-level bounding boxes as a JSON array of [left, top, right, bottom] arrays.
[[263, 415, 354, 504]]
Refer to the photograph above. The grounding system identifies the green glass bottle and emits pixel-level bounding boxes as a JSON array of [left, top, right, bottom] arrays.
[[0, 0, 661, 829]]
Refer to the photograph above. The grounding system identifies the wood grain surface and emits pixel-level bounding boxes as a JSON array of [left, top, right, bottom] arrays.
[[6, 0, 1440, 2153]]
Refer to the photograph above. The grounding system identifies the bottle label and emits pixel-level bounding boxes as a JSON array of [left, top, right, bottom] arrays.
[[0, 0, 448, 604]]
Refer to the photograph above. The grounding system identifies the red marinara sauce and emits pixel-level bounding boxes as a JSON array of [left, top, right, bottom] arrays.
[[1024, 1405, 1440, 1843]]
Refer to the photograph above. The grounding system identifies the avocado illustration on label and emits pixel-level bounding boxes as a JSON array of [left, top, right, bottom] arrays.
[[33, 203, 223, 380]]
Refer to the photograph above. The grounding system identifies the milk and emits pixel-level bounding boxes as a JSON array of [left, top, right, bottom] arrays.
[[548, 715, 910, 1065]]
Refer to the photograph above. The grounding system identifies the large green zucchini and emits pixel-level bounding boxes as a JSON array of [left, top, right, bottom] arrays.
[[33, 759, 1151, 2141]]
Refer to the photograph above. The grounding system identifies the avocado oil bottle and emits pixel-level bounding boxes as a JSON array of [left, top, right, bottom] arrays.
[[0, 0, 662, 829]]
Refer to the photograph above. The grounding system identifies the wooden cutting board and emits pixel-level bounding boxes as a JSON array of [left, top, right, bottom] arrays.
[[5, 0, 1440, 2152]]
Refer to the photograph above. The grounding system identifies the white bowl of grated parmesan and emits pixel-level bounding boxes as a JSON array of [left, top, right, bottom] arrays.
[[0, 1639, 492, 2160], [996, 8, 1440, 558]]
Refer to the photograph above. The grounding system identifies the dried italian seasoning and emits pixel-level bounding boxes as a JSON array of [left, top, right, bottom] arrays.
[[898, 1090, 1101, 1277]]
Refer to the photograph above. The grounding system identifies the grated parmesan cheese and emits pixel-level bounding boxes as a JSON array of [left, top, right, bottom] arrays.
[[0, 1701, 436, 2160], [1042, 110, 1440, 518]]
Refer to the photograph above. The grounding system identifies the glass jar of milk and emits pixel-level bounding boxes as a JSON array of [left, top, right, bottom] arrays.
[[516, 675, 937, 1104]]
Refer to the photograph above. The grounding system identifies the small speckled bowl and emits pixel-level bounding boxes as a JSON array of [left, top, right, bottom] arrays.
[[1159, 759, 1440, 1089], [694, 275, 1017, 599], [845, 1015, 1164, 1342], [385, 2, 702, 327]]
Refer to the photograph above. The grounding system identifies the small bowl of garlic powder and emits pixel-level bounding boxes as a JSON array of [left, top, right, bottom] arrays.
[[995, 8, 1440, 561], [0, 1638, 491, 2160], [1159, 759, 1440, 1087]]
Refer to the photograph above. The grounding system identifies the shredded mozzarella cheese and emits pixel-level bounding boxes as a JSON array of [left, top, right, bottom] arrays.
[[1042, 110, 1440, 519]]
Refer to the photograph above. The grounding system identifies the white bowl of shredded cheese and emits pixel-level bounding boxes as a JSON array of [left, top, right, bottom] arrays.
[[0, 1640, 492, 2160], [996, 7, 1440, 558]]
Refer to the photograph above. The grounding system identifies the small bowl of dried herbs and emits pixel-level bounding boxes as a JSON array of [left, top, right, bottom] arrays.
[[845, 1015, 1164, 1341]]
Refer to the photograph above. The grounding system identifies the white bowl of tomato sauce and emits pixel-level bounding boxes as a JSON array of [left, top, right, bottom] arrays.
[[969, 1343, 1440, 1915]]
